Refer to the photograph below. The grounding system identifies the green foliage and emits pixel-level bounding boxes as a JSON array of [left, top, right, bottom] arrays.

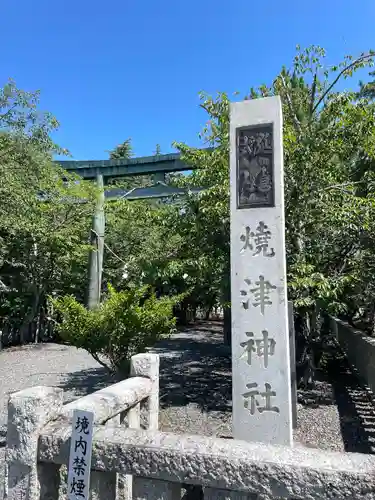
[[0, 79, 96, 344], [358, 64, 375, 99], [108, 137, 133, 159], [0, 78, 68, 155], [105, 138, 155, 191], [172, 46, 375, 332], [172, 93, 232, 310], [3, 43, 375, 364], [51, 285, 180, 375], [101, 48, 375, 331], [102, 194, 222, 322]]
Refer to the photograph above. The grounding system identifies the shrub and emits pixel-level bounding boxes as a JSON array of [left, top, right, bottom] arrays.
[[50, 284, 180, 376]]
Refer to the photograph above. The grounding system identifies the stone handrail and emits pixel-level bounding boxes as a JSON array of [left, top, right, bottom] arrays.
[[37, 424, 375, 499], [329, 316, 375, 395], [4, 351, 375, 499], [60, 377, 152, 423], [4, 352, 159, 500]]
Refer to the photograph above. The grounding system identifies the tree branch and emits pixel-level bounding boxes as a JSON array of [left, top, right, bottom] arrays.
[[309, 73, 317, 118], [312, 53, 375, 114], [0, 278, 9, 292], [279, 73, 303, 137], [90, 229, 128, 266], [324, 180, 365, 192], [0, 104, 18, 124], [89, 351, 113, 374]]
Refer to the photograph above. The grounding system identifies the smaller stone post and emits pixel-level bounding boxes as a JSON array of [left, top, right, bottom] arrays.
[[5, 386, 64, 500], [130, 353, 159, 430], [117, 353, 159, 500]]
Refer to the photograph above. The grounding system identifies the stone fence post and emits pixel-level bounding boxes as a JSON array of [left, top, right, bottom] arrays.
[[130, 352, 159, 430], [5, 386, 63, 500], [4, 353, 160, 500], [118, 353, 160, 500]]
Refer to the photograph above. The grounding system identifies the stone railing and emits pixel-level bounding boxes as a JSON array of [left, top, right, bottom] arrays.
[[4, 352, 375, 500], [329, 316, 375, 395]]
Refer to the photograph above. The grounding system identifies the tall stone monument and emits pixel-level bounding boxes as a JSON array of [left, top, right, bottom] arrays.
[[230, 96, 293, 446]]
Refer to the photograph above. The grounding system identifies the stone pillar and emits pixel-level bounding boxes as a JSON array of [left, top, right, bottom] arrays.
[[117, 353, 159, 500], [288, 301, 298, 429], [130, 353, 159, 430], [5, 386, 64, 500], [230, 97, 293, 446]]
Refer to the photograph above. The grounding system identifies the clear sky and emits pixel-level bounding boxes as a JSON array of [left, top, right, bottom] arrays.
[[2, 0, 375, 160]]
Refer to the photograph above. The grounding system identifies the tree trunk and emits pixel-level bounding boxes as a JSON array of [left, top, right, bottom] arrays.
[[222, 274, 231, 348], [19, 288, 43, 345], [223, 306, 231, 347], [370, 304, 375, 337], [34, 308, 42, 344]]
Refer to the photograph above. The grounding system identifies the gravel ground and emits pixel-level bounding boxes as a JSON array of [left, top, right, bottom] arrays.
[[1, 320, 375, 497], [153, 321, 375, 453]]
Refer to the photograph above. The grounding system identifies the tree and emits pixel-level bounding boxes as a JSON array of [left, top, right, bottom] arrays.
[[359, 69, 375, 99], [52, 285, 180, 376], [173, 93, 231, 339], [172, 46, 375, 355], [154, 143, 162, 155], [108, 138, 133, 159], [0, 78, 68, 155], [106, 138, 154, 191], [0, 79, 96, 345]]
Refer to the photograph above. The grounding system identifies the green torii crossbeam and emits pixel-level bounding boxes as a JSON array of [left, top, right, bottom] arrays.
[[55, 152, 202, 200], [55, 152, 193, 181]]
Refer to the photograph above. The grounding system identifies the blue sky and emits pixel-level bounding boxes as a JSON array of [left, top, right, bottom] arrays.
[[2, 0, 375, 160]]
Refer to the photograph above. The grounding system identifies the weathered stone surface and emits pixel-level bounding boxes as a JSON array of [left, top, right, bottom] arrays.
[[7, 386, 63, 466], [38, 426, 375, 499], [230, 97, 293, 446], [130, 353, 159, 430], [331, 316, 375, 394], [127, 403, 140, 429], [6, 386, 63, 500], [119, 401, 140, 499], [60, 376, 152, 425]]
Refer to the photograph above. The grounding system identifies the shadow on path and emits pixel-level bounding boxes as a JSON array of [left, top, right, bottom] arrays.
[[297, 353, 375, 454], [58, 321, 232, 414], [55, 320, 375, 454], [330, 358, 375, 454], [152, 321, 232, 413], [58, 367, 116, 401]]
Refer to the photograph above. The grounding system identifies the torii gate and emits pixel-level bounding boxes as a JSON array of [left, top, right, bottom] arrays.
[[54, 153, 203, 309], [55, 152, 202, 200]]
